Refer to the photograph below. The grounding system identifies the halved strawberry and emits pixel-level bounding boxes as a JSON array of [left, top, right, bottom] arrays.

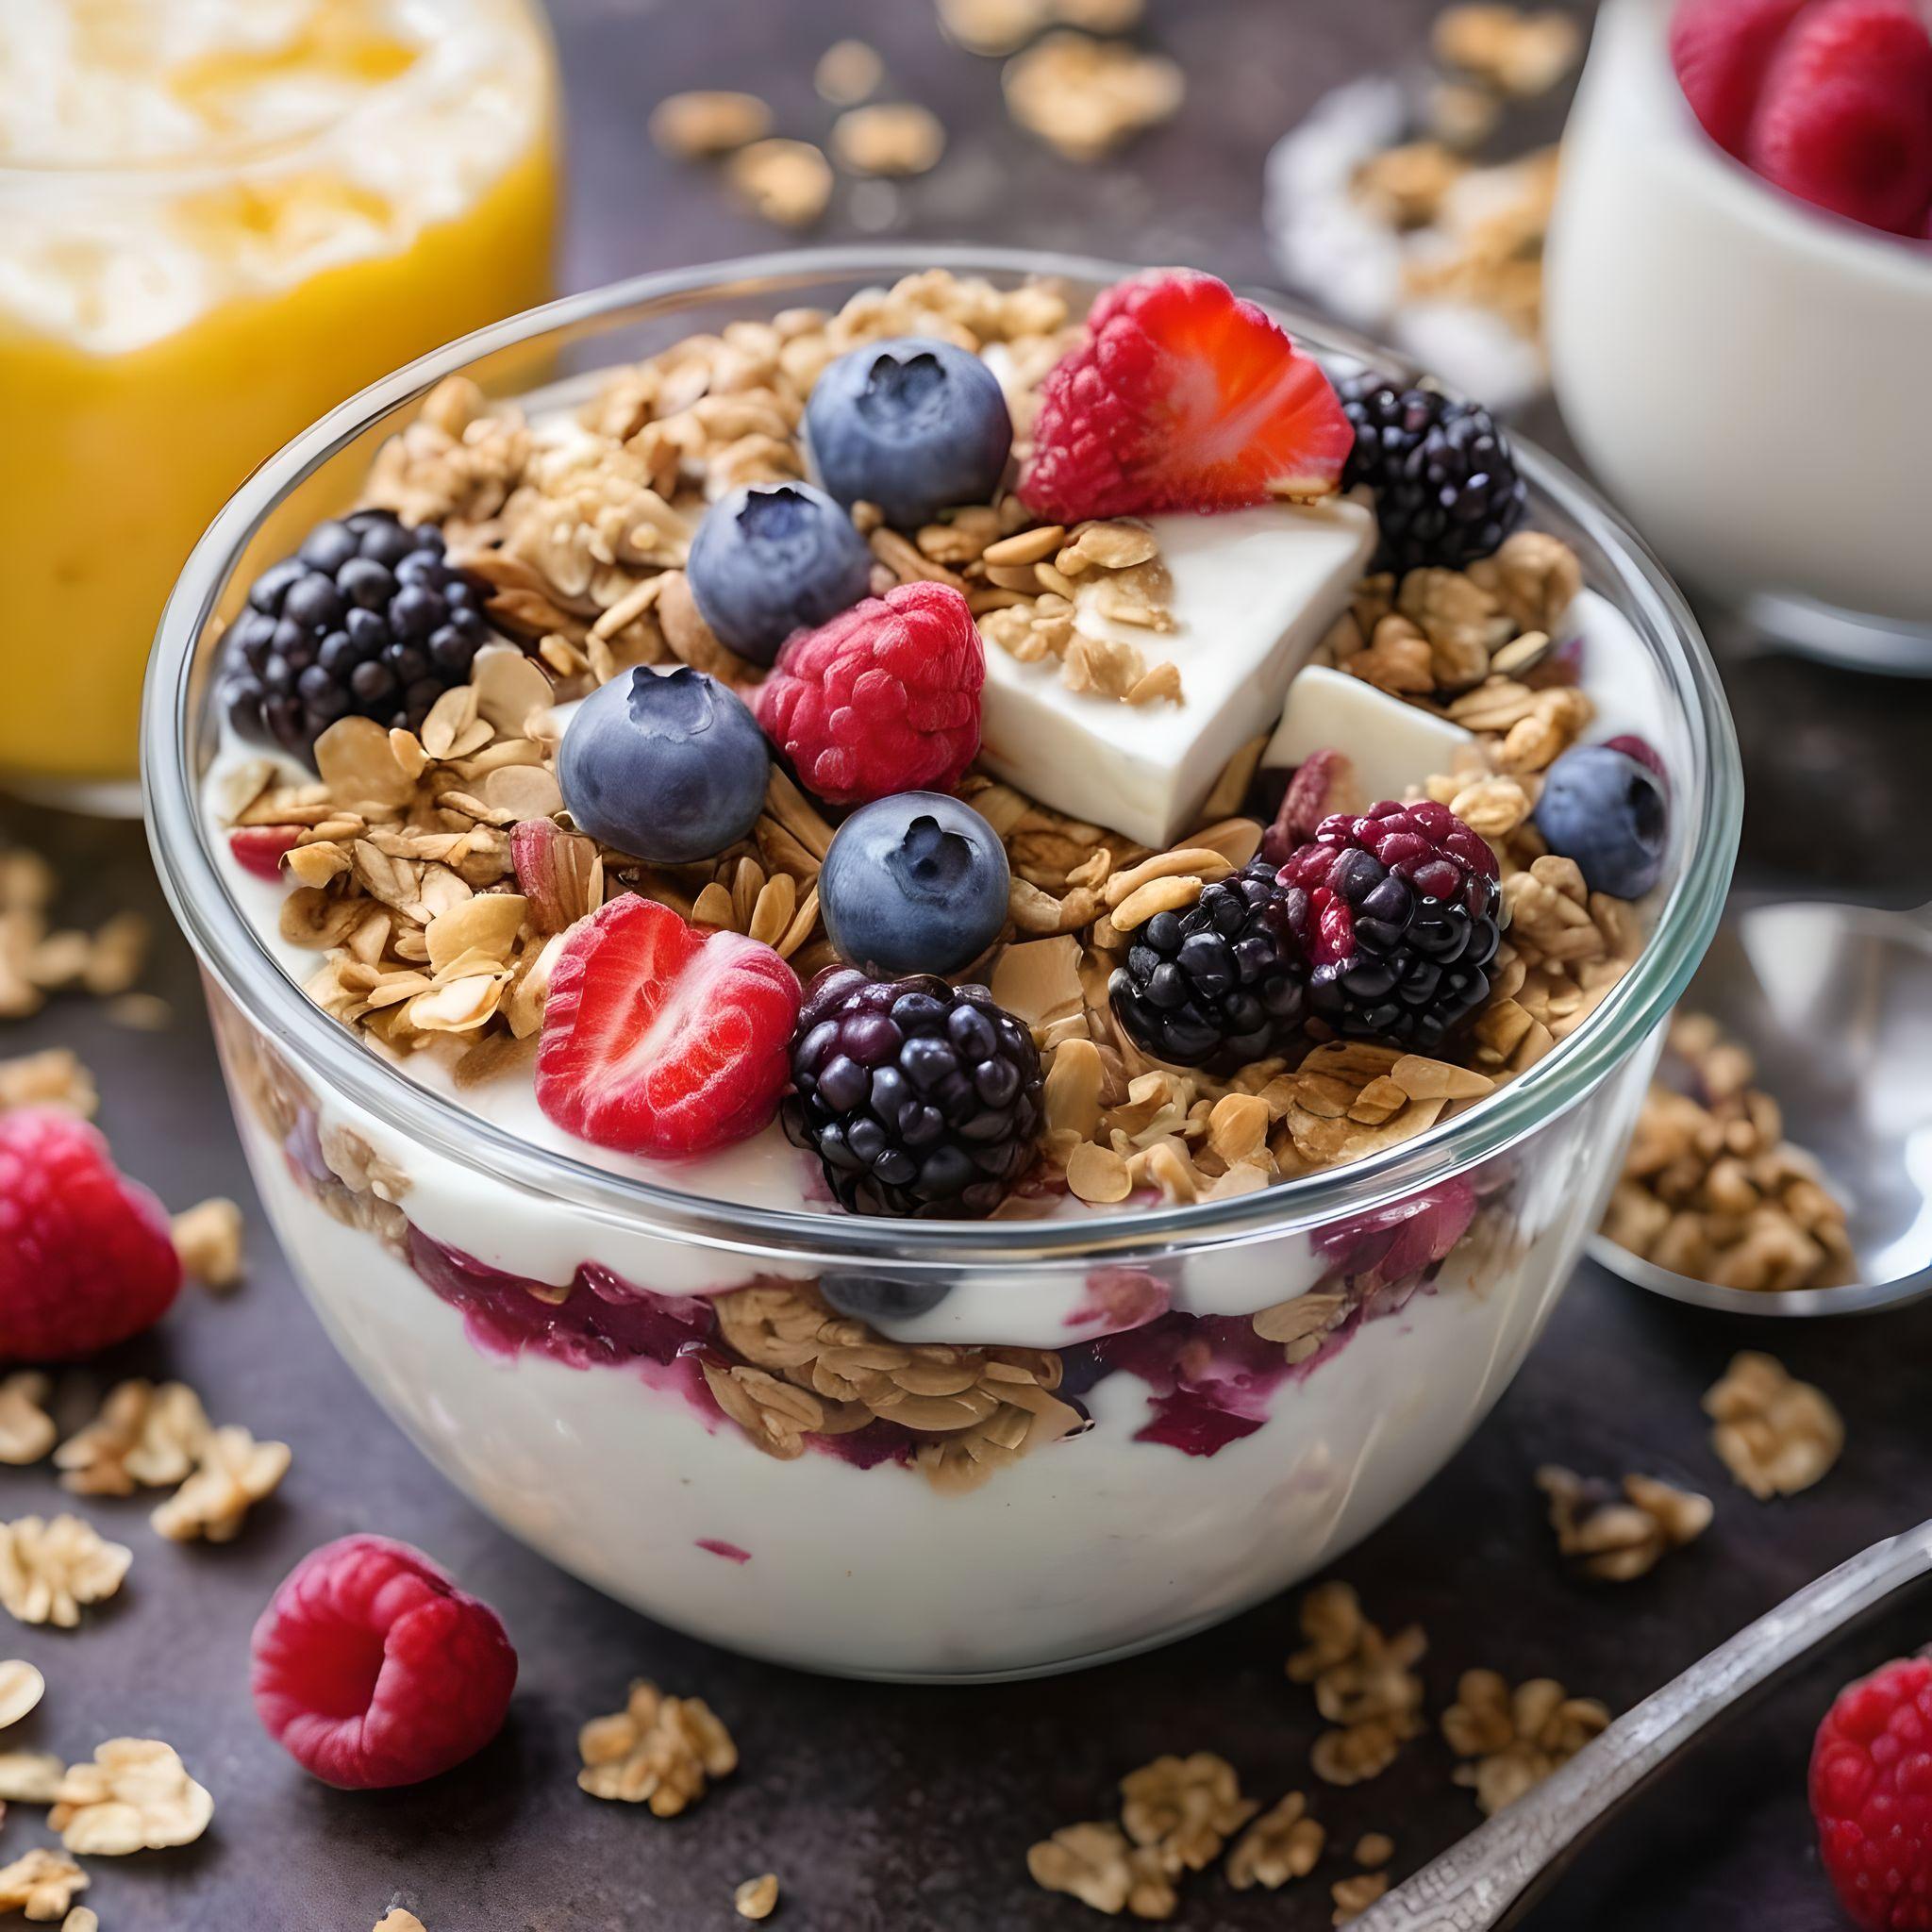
[[1746, 0, 1932, 234], [1670, 0, 1815, 156], [1018, 270, 1354, 524], [229, 824, 304, 881], [535, 896, 801, 1158]]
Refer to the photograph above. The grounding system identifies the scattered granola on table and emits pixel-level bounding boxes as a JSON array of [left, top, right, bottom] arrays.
[[0, 1374, 56, 1467], [1442, 1669, 1611, 1815], [1602, 1013, 1857, 1292], [1536, 1465, 1713, 1582], [48, 1737, 214, 1854], [0, 1848, 87, 1921], [577, 1680, 739, 1815], [1224, 1790, 1325, 1890], [0, 1659, 44, 1730], [171, 1196, 245, 1291], [149, 1424, 291, 1543], [734, 1874, 781, 1922], [0, 1514, 132, 1628], [55, 1380, 212, 1498], [0, 848, 150, 1023], [1289, 1581, 1428, 1788], [374, 1912, 428, 1932], [1704, 1352, 1844, 1499], [1332, 1871, 1392, 1924]]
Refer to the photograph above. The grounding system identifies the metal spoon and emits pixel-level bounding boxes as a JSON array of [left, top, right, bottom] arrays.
[[1586, 894, 1932, 1317], [1356, 1517, 1932, 1929]]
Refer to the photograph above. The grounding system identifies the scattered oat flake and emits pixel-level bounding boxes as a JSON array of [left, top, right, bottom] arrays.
[[833, 103, 946, 176], [172, 1196, 244, 1291], [0, 1374, 55, 1467], [0, 1748, 66, 1803], [0, 1848, 86, 1921], [150, 1424, 291, 1543], [649, 90, 773, 158], [577, 1680, 737, 1815], [726, 140, 833, 227], [734, 1873, 780, 1921], [0, 1660, 43, 1731], [1704, 1351, 1843, 1499], [49, 1738, 213, 1855], [0, 1515, 131, 1628]]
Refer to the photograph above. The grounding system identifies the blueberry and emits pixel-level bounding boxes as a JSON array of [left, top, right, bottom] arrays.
[[558, 666, 771, 864], [805, 336, 1012, 528], [1534, 744, 1669, 899], [820, 791, 1009, 976], [820, 1274, 951, 1323], [686, 482, 872, 666]]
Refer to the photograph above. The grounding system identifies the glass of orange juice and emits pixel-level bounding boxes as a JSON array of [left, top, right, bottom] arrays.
[[0, 0, 562, 809]]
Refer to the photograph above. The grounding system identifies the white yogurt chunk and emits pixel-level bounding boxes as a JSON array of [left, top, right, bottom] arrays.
[[976, 500, 1376, 847], [1263, 663, 1479, 804]]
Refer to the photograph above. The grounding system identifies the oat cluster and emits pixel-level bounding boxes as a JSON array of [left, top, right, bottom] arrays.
[[1603, 1013, 1856, 1293], [1536, 1466, 1713, 1583], [1704, 1351, 1844, 1500]]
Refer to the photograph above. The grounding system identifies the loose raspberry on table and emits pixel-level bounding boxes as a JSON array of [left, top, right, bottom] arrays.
[[752, 581, 983, 807], [1018, 268, 1354, 524], [1813, 1656, 1932, 1930], [0, 1110, 182, 1361], [251, 1534, 517, 1789]]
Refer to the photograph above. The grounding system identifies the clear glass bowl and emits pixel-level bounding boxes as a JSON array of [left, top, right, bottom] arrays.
[[143, 247, 1741, 1681]]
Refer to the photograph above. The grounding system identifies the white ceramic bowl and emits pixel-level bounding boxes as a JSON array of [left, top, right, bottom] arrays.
[[144, 248, 1740, 1681], [1547, 0, 1932, 666]]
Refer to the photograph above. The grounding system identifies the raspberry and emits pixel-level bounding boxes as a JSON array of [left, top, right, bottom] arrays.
[[251, 1534, 517, 1789], [228, 825, 304, 882], [1275, 800, 1502, 1053], [536, 895, 801, 1158], [1812, 1656, 1932, 1929], [752, 581, 983, 807], [1018, 269, 1353, 524], [1671, 0, 1814, 155], [0, 1111, 181, 1361], [1748, 0, 1932, 235]]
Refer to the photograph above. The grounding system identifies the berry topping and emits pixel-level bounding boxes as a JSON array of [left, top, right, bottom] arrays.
[[250, 1534, 517, 1789], [1748, 0, 1932, 235], [752, 581, 983, 807], [558, 666, 770, 864], [805, 337, 1013, 528], [1534, 744, 1670, 900], [685, 482, 873, 666], [1339, 375, 1528, 575], [783, 967, 1043, 1217], [819, 791, 1010, 977], [228, 824, 304, 882], [1276, 800, 1502, 1053], [1109, 858, 1310, 1070], [1670, 0, 1814, 154], [1811, 1655, 1932, 1930], [1019, 269, 1353, 524], [535, 895, 801, 1158], [0, 1110, 181, 1361], [220, 509, 494, 766]]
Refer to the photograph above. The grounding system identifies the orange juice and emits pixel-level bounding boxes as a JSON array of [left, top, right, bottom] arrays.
[[0, 0, 561, 801]]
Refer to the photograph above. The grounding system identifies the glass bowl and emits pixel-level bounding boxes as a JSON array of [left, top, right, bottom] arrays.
[[143, 247, 1741, 1682]]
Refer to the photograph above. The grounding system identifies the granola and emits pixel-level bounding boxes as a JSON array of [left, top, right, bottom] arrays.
[[577, 1680, 738, 1815]]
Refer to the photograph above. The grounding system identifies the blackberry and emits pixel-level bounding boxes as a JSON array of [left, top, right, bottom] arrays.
[[1340, 375, 1526, 575], [783, 968, 1043, 1218], [1109, 858, 1308, 1071], [1276, 800, 1502, 1054], [219, 509, 494, 765]]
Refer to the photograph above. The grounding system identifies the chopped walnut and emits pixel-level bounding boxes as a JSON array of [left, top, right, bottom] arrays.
[[1443, 1670, 1610, 1815], [1002, 32, 1184, 161], [1026, 1821, 1175, 1920], [726, 140, 833, 227], [0, 1849, 87, 1921], [648, 90, 773, 158], [577, 1680, 738, 1815], [55, 1380, 211, 1497], [1224, 1791, 1325, 1890], [1433, 5, 1581, 97], [49, 1738, 214, 1854], [150, 1424, 291, 1542], [172, 1197, 244, 1292], [1332, 1872, 1391, 1924], [1536, 1466, 1712, 1581], [0, 1659, 44, 1730], [1289, 1582, 1427, 1787], [832, 103, 946, 175], [0, 1375, 55, 1466], [1355, 1832, 1394, 1869], [0, 1515, 131, 1628], [734, 1874, 780, 1921], [1704, 1352, 1844, 1499], [1120, 1753, 1258, 1875], [0, 1049, 96, 1116]]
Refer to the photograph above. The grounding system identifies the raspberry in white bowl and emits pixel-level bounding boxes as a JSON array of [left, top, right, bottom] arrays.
[[154, 253, 1738, 1678]]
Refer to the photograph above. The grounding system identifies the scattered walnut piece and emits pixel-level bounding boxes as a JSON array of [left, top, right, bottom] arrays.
[[1443, 1670, 1610, 1815], [0, 1375, 55, 1467], [815, 39, 883, 105], [1289, 1582, 1427, 1787], [1026, 1821, 1175, 1919], [578, 1680, 738, 1815], [648, 90, 773, 158], [726, 140, 833, 227], [1355, 1832, 1394, 1869], [1332, 1872, 1391, 1924], [172, 1196, 244, 1292], [1433, 4, 1581, 97], [1224, 1790, 1324, 1890], [833, 103, 946, 176], [1120, 1753, 1258, 1876], [0, 1050, 96, 1116], [55, 1380, 211, 1497], [151, 1424, 291, 1543], [0, 1659, 44, 1730], [1704, 1352, 1844, 1499], [0, 1515, 131, 1628], [61, 1907, 97, 1932], [49, 1738, 214, 1854], [734, 1874, 780, 1922], [374, 1913, 427, 1932], [1537, 1466, 1712, 1581], [0, 1849, 86, 1921], [1003, 32, 1184, 161]]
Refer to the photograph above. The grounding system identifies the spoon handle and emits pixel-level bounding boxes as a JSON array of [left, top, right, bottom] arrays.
[[1356, 1521, 1932, 1931]]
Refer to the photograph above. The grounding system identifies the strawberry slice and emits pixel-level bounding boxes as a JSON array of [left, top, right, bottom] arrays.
[[229, 824, 304, 881], [1018, 270, 1354, 524], [535, 896, 801, 1158], [1747, 0, 1932, 233], [1671, 0, 1815, 156]]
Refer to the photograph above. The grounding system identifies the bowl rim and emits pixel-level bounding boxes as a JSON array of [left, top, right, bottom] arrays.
[[142, 242, 1743, 1271]]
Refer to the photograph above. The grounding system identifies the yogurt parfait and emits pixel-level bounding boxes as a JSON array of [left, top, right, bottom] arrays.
[[151, 253, 1739, 1679]]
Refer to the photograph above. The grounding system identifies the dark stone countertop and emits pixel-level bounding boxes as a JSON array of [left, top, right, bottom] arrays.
[[7, 1, 1932, 1926]]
